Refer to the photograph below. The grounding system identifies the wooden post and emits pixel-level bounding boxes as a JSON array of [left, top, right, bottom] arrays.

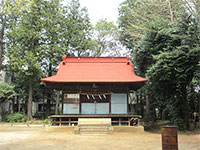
[[109, 94, 111, 114], [119, 118, 121, 126], [128, 119, 130, 126], [55, 91, 60, 115], [127, 92, 129, 114], [59, 118, 61, 126], [69, 118, 71, 126], [162, 127, 178, 150]]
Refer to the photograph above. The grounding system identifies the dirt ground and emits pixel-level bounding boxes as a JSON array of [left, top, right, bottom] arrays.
[[0, 125, 200, 150]]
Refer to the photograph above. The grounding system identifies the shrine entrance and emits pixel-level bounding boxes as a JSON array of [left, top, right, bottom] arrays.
[[81, 103, 109, 114], [80, 94, 110, 114]]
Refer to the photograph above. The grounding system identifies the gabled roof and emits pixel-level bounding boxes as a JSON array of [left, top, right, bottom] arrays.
[[41, 55, 147, 83]]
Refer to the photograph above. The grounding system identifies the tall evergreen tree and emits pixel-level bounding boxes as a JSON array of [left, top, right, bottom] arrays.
[[41, 0, 65, 117], [0, 0, 29, 71], [135, 13, 200, 130], [7, 0, 43, 119], [63, 0, 93, 56]]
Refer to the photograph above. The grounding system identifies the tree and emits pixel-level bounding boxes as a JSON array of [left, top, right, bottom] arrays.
[[118, 0, 185, 50], [42, 0, 66, 73], [7, 0, 43, 119], [135, 13, 200, 130], [0, 82, 16, 115], [63, 0, 93, 56], [91, 19, 125, 56], [41, 0, 65, 117], [118, 0, 200, 130], [0, 0, 29, 71]]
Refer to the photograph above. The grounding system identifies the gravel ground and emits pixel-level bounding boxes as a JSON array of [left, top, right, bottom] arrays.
[[0, 126, 199, 150]]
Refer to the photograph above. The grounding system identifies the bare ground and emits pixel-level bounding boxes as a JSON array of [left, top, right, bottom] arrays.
[[0, 125, 200, 150]]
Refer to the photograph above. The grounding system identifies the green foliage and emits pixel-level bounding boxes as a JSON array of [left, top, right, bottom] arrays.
[[41, 0, 66, 74], [118, 0, 200, 130], [0, 83, 16, 103], [118, 0, 186, 49], [133, 12, 200, 129], [6, 0, 46, 119], [44, 118, 51, 124], [63, 0, 93, 56], [173, 118, 185, 131], [4, 0, 97, 119], [92, 19, 124, 56], [4, 113, 27, 123], [0, 0, 30, 70], [7, 0, 43, 81]]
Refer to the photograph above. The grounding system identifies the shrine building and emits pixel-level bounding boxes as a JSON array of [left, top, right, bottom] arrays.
[[41, 55, 147, 126]]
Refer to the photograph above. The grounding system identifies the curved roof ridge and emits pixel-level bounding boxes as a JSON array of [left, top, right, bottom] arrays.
[[62, 55, 130, 63]]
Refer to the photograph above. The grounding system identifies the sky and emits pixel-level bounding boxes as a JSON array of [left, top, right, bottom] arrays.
[[63, 0, 125, 25]]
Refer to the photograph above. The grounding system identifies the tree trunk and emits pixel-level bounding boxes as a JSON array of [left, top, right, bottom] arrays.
[[195, 1, 200, 19], [0, 103, 2, 115], [46, 63, 52, 118], [55, 91, 60, 115], [146, 95, 150, 116], [160, 108, 163, 120], [27, 80, 33, 120], [0, 15, 5, 70], [16, 96, 19, 113], [136, 93, 139, 114], [10, 98, 14, 113], [199, 92, 200, 120], [182, 84, 190, 130], [46, 97, 51, 118], [162, 108, 166, 120], [168, 0, 174, 22], [139, 92, 144, 117], [43, 91, 45, 119]]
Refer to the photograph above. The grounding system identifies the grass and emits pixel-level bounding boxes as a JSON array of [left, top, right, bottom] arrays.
[[144, 120, 175, 133], [0, 118, 51, 125], [144, 120, 200, 134]]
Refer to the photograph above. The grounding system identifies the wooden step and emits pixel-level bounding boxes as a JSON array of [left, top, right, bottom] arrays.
[[80, 127, 109, 131], [78, 118, 111, 125], [75, 118, 113, 134]]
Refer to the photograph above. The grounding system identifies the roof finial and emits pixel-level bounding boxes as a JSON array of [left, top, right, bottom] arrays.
[[126, 55, 130, 61], [63, 55, 67, 61]]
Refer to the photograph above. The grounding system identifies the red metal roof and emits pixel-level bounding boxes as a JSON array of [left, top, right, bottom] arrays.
[[41, 55, 147, 83]]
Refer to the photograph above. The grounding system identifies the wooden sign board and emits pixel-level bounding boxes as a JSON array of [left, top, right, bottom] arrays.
[[63, 93, 80, 104]]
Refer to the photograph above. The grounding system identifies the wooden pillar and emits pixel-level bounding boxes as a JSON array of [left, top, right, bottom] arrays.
[[109, 94, 111, 114], [55, 91, 60, 115], [61, 92, 64, 115], [79, 95, 81, 114], [127, 92, 129, 114]]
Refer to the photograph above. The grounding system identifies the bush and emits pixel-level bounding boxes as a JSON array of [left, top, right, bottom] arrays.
[[4, 113, 27, 123], [173, 118, 185, 131], [44, 118, 51, 124]]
